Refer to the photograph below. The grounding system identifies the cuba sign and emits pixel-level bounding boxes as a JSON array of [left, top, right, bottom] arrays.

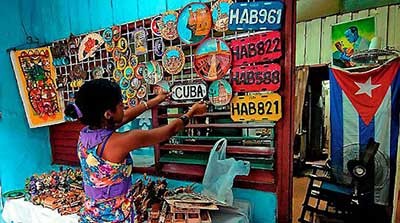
[[228, 1, 284, 31], [171, 82, 207, 101], [230, 63, 281, 92]]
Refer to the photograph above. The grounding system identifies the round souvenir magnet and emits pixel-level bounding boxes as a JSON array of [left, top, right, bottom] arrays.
[[162, 46, 185, 75], [130, 77, 142, 90], [121, 90, 129, 104], [113, 69, 123, 82], [137, 85, 147, 99], [154, 38, 165, 57], [112, 26, 122, 42], [194, 38, 232, 81], [123, 46, 132, 58], [151, 16, 162, 36], [92, 66, 105, 79], [119, 77, 130, 90], [126, 87, 137, 98], [71, 65, 87, 79], [105, 61, 115, 75], [67, 35, 81, 54], [160, 11, 179, 41], [211, 0, 233, 32], [105, 41, 115, 52], [117, 37, 128, 52], [129, 55, 138, 68], [144, 61, 163, 85], [112, 48, 123, 62], [208, 79, 232, 106], [117, 56, 127, 70], [103, 27, 113, 42], [124, 66, 134, 79], [177, 2, 212, 45], [135, 63, 146, 79], [129, 98, 139, 107]]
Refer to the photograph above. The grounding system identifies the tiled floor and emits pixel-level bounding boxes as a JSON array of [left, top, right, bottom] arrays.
[[292, 176, 309, 223]]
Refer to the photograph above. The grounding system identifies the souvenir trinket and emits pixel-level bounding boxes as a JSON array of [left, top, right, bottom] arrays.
[[126, 87, 137, 98], [121, 90, 129, 104], [112, 48, 123, 62], [151, 16, 162, 36], [160, 11, 179, 41], [105, 61, 115, 75], [154, 38, 165, 57], [113, 69, 123, 82], [119, 77, 130, 90], [92, 66, 105, 79], [177, 3, 212, 45], [129, 54, 139, 68], [144, 61, 163, 85], [194, 38, 231, 81], [117, 37, 128, 52], [78, 33, 104, 62], [102, 27, 113, 42], [208, 79, 232, 106], [154, 80, 170, 94], [117, 56, 127, 70], [105, 41, 115, 53], [137, 85, 147, 99], [129, 98, 139, 107], [133, 28, 148, 55], [211, 0, 233, 32], [130, 77, 142, 90], [171, 80, 207, 101], [123, 46, 132, 58], [124, 66, 135, 80], [67, 35, 81, 54], [135, 63, 146, 79], [71, 65, 87, 79], [112, 26, 122, 42], [162, 46, 185, 75]]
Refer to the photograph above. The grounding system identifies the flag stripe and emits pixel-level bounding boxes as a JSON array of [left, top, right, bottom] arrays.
[[330, 70, 344, 175], [390, 68, 400, 203], [343, 93, 359, 177]]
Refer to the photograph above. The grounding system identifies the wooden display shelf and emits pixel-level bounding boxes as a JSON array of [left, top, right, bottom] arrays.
[[160, 144, 275, 156], [171, 136, 274, 141], [158, 112, 230, 118]]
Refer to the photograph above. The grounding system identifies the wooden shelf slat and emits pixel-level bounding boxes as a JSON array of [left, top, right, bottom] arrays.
[[160, 144, 275, 156], [171, 136, 274, 141], [185, 123, 275, 128], [158, 112, 231, 119]]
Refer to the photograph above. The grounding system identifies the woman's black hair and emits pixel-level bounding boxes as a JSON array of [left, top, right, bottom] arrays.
[[64, 79, 122, 127]]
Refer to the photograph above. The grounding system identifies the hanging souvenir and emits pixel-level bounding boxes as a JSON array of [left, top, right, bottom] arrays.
[[117, 56, 127, 71], [211, 0, 233, 32], [102, 27, 113, 42], [124, 66, 134, 79], [105, 61, 115, 75], [71, 65, 87, 79], [130, 77, 142, 90], [119, 77, 130, 90], [208, 79, 232, 106], [121, 90, 129, 104], [113, 69, 123, 82], [135, 63, 146, 79], [137, 85, 147, 99], [154, 80, 170, 94], [171, 80, 207, 101], [123, 46, 132, 58], [129, 55, 138, 68], [67, 35, 81, 54], [194, 38, 232, 81], [132, 28, 148, 55], [129, 98, 139, 107], [160, 11, 179, 41], [112, 48, 123, 62], [117, 37, 128, 52], [154, 38, 165, 57], [92, 66, 105, 79], [162, 46, 185, 75], [112, 26, 122, 42], [105, 41, 115, 53], [151, 15, 162, 36], [177, 2, 212, 45], [126, 87, 137, 98], [78, 33, 104, 62], [143, 61, 163, 85]]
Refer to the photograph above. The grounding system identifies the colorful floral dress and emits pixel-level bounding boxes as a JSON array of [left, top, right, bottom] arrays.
[[78, 127, 134, 222]]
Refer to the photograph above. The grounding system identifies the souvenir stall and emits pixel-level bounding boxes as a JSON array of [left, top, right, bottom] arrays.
[[1, 0, 295, 222]]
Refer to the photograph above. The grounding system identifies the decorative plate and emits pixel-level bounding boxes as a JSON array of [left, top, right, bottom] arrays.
[[78, 33, 104, 62], [92, 66, 105, 79], [208, 79, 232, 106], [130, 77, 142, 90], [124, 66, 134, 79], [194, 38, 231, 81], [211, 0, 233, 32], [160, 11, 179, 41], [105, 41, 115, 52], [154, 38, 165, 57], [135, 63, 146, 79], [129, 98, 139, 107], [162, 46, 185, 75], [117, 37, 128, 52], [177, 2, 212, 45], [102, 27, 113, 42], [143, 61, 163, 85], [129, 55, 138, 68], [132, 28, 148, 55], [112, 26, 121, 42], [119, 77, 130, 90], [137, 85, 147, 98], [151, 16, 162, 36], [113, 69, 123, 82], [116, 56, 127, 70]]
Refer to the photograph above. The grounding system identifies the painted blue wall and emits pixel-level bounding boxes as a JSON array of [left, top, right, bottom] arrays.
[[0, 1, 277, 222]]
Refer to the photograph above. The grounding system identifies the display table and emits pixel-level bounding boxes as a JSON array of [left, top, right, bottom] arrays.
[[2, 198, 79, 223]]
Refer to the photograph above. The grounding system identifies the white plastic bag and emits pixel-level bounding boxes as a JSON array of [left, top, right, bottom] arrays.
[[202, 138, 251, 206]]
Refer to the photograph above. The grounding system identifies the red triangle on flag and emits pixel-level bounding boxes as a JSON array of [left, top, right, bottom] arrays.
[[331, 60, 400, 125]]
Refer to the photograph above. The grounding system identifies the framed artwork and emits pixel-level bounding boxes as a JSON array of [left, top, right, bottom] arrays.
[[10, 47, 65, 128], [332, 17, 375, 68]]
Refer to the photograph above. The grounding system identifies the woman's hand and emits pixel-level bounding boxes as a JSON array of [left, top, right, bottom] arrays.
[[187, 101, 207, 117], [154, 91, 171, 104]]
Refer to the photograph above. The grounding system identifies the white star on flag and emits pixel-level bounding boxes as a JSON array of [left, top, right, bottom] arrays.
[[354, 76, 381, 97]]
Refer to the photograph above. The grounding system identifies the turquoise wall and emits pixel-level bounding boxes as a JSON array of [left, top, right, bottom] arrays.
[[0, 1, 277, 222]]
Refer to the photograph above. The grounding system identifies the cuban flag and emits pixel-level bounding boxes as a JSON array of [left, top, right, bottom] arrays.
[[330, 58, 400, 205]]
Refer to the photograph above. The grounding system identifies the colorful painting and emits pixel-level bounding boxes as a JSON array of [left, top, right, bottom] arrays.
[[162, 46, 185, 75], [160, 11, 179, 41], [208, 79, 232, 106], [211, 0, 233, 32], [132, 28, 148, 55], [332, 17, 375, 68], [177, 2, 212, 45], [194, 38, 231, 82], [143, 61, 163, 85], [78, 33, 104, 62], [10, 47, 65, 128]]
